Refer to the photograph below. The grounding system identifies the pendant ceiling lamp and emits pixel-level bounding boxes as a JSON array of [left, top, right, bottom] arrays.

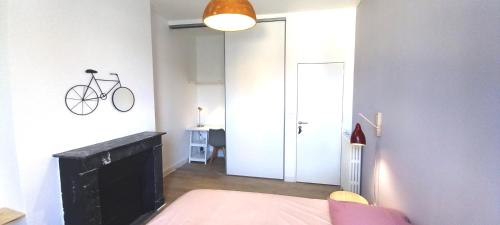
[[203, 0, 257, 32]]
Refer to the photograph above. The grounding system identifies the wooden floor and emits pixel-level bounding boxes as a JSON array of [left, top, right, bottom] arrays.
[[163, 158, 340, 205]]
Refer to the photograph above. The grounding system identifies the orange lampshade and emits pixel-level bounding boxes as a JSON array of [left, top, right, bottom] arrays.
[[350, 123, 366, 146], [203, 0, 257, 31]]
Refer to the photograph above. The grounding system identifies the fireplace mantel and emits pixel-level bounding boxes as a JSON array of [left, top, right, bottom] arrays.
[[54, 132, 166, 225]]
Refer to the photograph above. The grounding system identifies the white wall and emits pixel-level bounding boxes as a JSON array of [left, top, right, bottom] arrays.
[[196, 85, 225, 126], [152, 21, 226, 172], [196, 35, 224, 84], [0, 0, 25, 216], [5, 0, 156, 224], [354, 0, 500, 225], [195, 34, 225, 126], [163, 9, 356, 181], [282, 9, 357, 181], [152, 13, 198, 174]]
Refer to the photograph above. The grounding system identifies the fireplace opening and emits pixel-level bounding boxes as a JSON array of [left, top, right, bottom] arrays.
[[98, 149, 155, 225]]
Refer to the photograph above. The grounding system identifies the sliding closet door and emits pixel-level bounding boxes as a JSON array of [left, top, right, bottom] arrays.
[[225, 21, 285, 179]]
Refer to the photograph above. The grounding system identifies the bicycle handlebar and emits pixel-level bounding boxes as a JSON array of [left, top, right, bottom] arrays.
[[110, 73, 120, 83]]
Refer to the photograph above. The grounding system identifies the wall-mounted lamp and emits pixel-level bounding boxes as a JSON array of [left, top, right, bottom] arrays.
[[350, 112, 383, 146], [359, 112, 383, 137], [350, 123, 366, 146]]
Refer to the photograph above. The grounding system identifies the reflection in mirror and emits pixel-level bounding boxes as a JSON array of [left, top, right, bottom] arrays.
[[112, 87, 135, 112]]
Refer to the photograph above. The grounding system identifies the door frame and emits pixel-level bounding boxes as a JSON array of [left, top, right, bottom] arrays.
[[295, 62, 346, 184]]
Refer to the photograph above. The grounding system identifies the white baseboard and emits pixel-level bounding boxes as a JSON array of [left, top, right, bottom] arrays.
[[163, 158, 188, 177], [284, 176, 297, 182]]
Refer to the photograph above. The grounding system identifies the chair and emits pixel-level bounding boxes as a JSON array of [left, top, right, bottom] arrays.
[[208, 129, 225, 164]]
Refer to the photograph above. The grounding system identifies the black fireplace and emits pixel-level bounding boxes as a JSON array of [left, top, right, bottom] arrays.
[[54, 132, 166, 225]]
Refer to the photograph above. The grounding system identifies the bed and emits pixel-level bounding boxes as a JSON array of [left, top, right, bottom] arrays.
[[146, 189, 331, 225], [146, 189, 412, 225]]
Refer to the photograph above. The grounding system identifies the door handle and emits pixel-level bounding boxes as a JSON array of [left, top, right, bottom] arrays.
[[298, 121, 309, 125]]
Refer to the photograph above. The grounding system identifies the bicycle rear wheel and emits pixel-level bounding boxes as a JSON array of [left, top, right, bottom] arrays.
[[65, 85, 99, 115]]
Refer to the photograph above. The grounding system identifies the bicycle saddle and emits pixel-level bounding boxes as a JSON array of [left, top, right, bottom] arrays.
[[85, 69, 98, 74]]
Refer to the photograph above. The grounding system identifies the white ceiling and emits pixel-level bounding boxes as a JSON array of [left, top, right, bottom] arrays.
[[151, 0, 360, 21]]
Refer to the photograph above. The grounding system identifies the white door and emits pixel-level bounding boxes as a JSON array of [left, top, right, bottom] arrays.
[[225, 21, 285, 179], [296, 63, 344, 185]]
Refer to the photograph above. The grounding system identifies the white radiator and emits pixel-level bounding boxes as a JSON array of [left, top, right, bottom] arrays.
[[341, 132, 362, 194]]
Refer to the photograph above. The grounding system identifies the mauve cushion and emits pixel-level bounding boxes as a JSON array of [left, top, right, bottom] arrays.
[[328, 199, 411, 225]]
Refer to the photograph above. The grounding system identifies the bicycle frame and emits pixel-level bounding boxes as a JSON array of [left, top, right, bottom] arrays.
[[83, 73, 122, 100]]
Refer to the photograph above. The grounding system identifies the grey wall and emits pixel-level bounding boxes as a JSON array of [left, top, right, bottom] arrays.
[[353, 0, 500, 225]]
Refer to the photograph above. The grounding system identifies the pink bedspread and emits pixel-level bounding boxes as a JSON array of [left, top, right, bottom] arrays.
[[147, 189, 331, 225]]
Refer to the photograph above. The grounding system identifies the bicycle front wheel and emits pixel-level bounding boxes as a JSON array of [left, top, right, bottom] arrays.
[[65, 85, 99, 115], [112, 87, 135, 112]]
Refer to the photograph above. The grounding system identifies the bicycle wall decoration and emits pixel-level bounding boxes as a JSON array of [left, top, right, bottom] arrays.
[[65, 69, 135, 115]]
